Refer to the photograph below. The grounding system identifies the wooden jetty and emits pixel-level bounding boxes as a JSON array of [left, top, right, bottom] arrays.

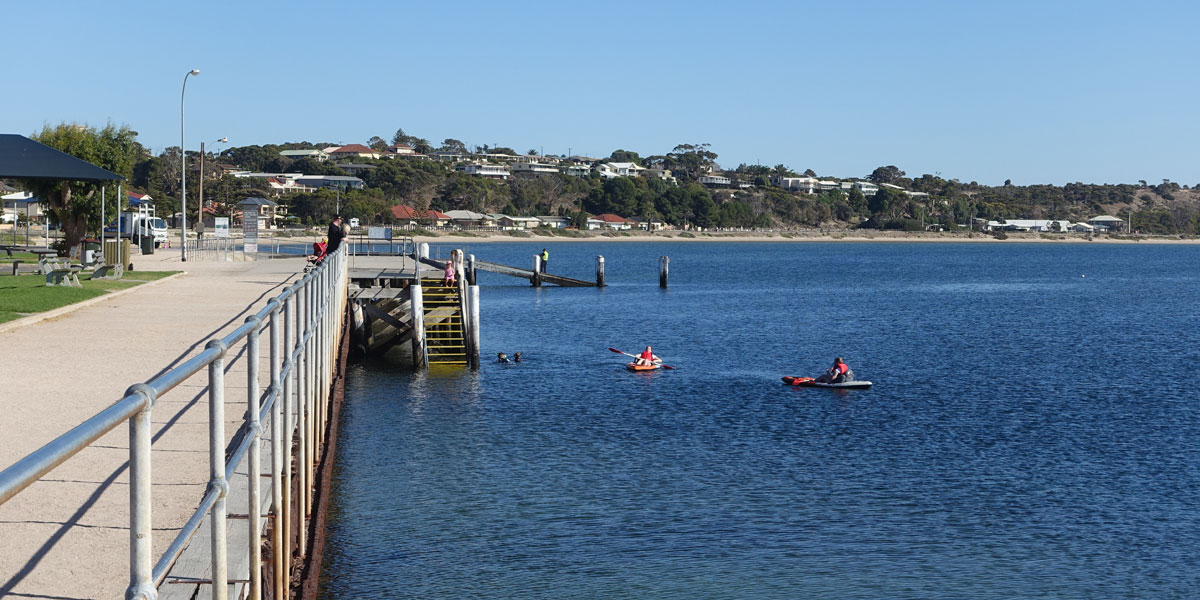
[[472, 258, 597, 287], [347, 248, 480, 368]]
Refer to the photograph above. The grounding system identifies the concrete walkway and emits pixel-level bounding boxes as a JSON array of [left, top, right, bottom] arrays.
[[0, 250, 309, 599]]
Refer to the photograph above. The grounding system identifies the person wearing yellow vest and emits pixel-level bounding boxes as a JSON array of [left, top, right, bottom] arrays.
[[540, 248, 549, 273]]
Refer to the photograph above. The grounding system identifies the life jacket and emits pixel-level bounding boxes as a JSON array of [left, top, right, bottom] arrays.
[[640, 349, 654, 361]]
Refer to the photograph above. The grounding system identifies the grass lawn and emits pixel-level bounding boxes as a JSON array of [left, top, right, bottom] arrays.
[[0, 270, 178, 324], [0, 251, 40, 262]]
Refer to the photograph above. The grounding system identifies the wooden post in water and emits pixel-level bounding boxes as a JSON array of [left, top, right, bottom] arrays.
[[659, 256, 669, 288], [411, 243, 428, 368], [466, 253, 477, 286], [532, 254, 542, 287], [468, 284, 481, 369], [596, 255, 606, 287]]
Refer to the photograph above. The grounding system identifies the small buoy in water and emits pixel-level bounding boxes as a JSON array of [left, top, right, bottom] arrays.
[[1081, 274, 1085, 278]]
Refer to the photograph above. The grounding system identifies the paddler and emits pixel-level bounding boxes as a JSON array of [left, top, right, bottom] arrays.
[[816, 356, 853, 383], [635, 345, 661, 366]]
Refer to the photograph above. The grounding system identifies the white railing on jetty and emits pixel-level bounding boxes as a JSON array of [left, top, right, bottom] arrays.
[[0, 246, 349, 600]]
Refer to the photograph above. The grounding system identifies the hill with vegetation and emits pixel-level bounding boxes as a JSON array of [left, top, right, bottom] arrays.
[[14, 124, 1200, 253]]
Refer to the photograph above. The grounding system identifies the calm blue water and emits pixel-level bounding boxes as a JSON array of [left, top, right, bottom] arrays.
[[321, 242, 1200, 599]]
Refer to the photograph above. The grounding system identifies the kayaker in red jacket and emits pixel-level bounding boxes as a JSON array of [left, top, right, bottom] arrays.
[[816, 357, 853, 383], [636, 346, 661, 366]]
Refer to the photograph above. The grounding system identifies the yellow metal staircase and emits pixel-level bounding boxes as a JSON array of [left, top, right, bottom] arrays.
[[420, 278, 468, 365]]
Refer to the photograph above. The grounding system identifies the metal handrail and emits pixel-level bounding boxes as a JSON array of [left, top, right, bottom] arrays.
[[0, 245, 349, 600]]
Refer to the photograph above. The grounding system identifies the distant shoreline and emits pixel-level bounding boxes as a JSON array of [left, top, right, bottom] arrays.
[[408, 230, 1200, 244]]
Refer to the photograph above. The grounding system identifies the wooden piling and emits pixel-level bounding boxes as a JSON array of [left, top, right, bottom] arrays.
[[410, 243, 428, 367], [596, 255, 605, 287], [659, 256, 669, 288], [410, 284, 427, 368], [532, 255, 542, 287], [468, 285, 481, 369], [466, 253, 477, 286]]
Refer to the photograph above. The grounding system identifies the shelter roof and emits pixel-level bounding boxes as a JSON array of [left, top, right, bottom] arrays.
[[237, 196, 278, 207], [0, 134, 123, 181]]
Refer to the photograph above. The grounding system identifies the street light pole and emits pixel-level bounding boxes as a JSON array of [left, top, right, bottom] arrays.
[[181, 68, 200, 261]]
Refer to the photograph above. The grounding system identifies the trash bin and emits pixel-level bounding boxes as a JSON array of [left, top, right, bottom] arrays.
[[82, 238, 101, 265], [139, 235, 154, 255], [104, 239, 132, 269]]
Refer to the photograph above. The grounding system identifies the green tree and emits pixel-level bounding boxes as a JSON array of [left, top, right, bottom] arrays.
[[25, 123, 140, 251], [439, 138, 468, 154], [868, 165, 906, 185], [609, 149, 642, 164]]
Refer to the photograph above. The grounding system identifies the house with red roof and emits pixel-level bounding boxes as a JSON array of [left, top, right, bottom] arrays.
[[391, 205, 453, 229], [593, 213, 632, 230]]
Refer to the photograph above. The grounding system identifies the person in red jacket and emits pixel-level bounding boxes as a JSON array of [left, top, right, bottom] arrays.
[[635, 345, 661, 366], [816, 357, 853, 383]]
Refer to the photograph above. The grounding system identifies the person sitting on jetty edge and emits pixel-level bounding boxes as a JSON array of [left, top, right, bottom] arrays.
[[443, 259, 456, 287], [816, 357, 853, 383], [497, 352, 510, 363], [635, 346, 661, 366]]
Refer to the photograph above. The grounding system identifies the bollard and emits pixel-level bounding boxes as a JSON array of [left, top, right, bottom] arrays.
[[659, 256, 669, 288], [532, 255, 542, 287], [596, 255, 605, 287]]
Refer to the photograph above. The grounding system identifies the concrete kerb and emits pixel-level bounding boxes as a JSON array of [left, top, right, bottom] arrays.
[[0, 272, 188, 335]]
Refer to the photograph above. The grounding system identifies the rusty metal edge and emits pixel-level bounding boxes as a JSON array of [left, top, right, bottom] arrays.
[[296, 302, 350, 599]]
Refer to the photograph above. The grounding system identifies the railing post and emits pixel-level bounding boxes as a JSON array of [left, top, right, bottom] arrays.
[[206, 339, 230, 600], [283, 292, 295, 581], [297, 278, 309, 556], [246, 315, 263, 600], [269, 303, 285, 600], [126, 383, 157, 600]]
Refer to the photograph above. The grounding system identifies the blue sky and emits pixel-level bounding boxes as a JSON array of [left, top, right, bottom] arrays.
[[2, 0, 1195, 186]]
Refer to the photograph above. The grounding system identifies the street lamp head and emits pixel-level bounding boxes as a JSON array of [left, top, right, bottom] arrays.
[[190, 69, 200, 75]]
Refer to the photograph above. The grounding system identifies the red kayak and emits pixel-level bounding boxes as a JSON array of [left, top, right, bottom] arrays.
[[782, 376, 872, 389], [627, 362, 662, 372]]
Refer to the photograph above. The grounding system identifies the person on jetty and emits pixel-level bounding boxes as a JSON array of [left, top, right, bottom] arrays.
[[497, 352, 510, 363], [443, 258, 456, 287], [326, 215, 346, 254], [540, 248, 549, 273], [816, 357, 853, 383], [635, 346, 661, 366]]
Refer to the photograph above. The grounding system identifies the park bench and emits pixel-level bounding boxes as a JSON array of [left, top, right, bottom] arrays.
[[43, 259, 83, 287], [91, 263, 124, 280]]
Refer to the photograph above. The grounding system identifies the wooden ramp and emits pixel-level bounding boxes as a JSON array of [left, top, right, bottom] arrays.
[[472, 259, 596, 287]]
